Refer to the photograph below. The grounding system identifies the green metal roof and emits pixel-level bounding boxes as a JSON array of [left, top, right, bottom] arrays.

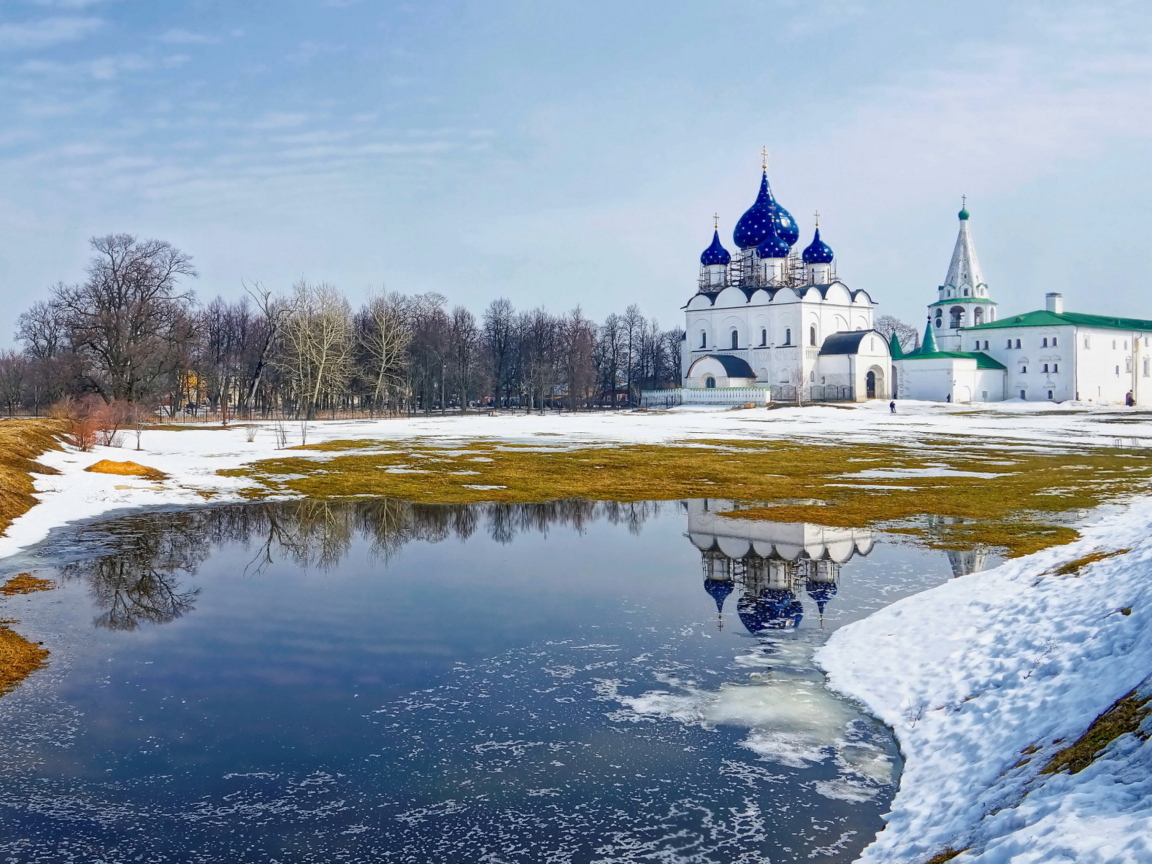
[[900, 349, 1007, 370], [966, 309, 1152, 333], [929, 297, 998, 307]]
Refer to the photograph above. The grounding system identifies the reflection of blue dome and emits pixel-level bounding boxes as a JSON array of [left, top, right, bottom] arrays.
[[704, 576, 734, 613], [806, 581, 838, 614], [737, 589, 804, 633], [733, 171, 799, 249], [802, 227, 834, 265], [700, 230, 731, 266], [756, 218, 791, 260]]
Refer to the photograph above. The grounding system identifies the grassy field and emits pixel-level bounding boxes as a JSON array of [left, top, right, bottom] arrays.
[[223, 435, 1152, 558], [0, 420, 62, 539]]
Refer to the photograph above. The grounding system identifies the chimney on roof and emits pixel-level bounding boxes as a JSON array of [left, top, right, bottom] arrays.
[[1046, 292, 1064, 314]]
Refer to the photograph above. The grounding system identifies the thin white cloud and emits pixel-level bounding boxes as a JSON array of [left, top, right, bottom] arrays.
[[158, 28, 220, 45], [0, 16, 102, 51], [31, 0, 107, 8], [249, 112, 311, 130]]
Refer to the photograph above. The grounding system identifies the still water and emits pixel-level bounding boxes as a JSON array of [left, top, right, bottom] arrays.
[[0, 499, 988, 863]]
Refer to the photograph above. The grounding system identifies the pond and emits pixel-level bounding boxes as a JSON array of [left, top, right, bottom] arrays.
[[0, 499, 993, 863]]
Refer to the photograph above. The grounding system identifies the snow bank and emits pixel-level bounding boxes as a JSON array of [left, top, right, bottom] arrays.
[[819, 500, 1152, 863]]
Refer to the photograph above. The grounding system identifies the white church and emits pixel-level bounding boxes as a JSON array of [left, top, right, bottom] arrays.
[[677, 162, 1152, 405]]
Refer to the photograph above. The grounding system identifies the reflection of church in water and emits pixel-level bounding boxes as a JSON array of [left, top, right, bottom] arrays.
[[686, 500, 987, 633]]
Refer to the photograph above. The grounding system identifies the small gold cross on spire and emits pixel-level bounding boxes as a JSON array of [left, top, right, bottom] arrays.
[[962, 194, 967, 208], [760, 146, 769, 169], [813, 209, 820, 228], [713, 212, 719, 231]]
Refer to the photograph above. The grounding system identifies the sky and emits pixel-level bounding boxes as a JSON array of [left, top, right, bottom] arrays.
[[0, 0, 1150, 345]]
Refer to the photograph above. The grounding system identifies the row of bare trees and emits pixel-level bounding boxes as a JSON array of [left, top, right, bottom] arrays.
[[1, 234, 685, 419]]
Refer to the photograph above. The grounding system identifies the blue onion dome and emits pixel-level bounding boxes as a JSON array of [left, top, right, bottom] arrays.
[[802, 227, 834, 265], [700, 229, 731, 266], [756, 216, 791, 259], [703, 576, 734, 613], [806, 581, 838, 614], [733, 171, 800, 249]]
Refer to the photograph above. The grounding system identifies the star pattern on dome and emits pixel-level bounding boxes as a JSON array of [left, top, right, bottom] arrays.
[[699, 228, 731, 266]]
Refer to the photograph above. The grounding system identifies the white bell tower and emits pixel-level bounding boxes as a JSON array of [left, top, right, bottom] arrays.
[[929, 200, 997, 351]]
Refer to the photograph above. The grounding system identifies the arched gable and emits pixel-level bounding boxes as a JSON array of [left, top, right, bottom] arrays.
[[686, 294, 714, 310], [714, 286, 749, 308], [822, 283, 852, 305]]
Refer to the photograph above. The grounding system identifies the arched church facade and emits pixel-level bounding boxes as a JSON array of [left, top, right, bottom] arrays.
[[680, 163, 890, 402]]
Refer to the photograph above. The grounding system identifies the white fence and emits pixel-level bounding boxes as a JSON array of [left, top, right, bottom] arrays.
[[640, 387, 772, 407]]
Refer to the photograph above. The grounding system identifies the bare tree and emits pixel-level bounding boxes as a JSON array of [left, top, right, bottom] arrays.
[[280, 281, 353, 420], [48, 235, 198, 402], [482, 298, 516, 408], [357, 291, 412, 413], [0, 350, 28, 415], [875, 315, 919, 353], [448, 305, 479, 411]]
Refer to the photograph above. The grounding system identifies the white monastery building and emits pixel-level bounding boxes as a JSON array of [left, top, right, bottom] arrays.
[[675, 161, 1152, 405], [679, 160, 891, 403]]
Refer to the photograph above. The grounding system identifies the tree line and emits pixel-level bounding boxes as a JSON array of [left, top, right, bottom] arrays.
[[0, 234, 685, 419]]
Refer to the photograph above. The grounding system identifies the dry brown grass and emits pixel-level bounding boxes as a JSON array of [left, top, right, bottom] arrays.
[[0, 619, 49, 698], [1, 573, 55, 596], [222, 437, 1152, 558], [0, 419, 63, 538], [85, 459, 167, 479], [924, 849, 969, 864], [1045, 549, 1130, 578], [1041, 689, 1152, 775]]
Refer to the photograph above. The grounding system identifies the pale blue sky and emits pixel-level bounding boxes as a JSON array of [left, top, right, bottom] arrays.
[[1, 0, 1150, 343]]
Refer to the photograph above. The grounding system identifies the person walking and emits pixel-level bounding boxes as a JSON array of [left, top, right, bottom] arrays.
[[889, 400, 896, 414]]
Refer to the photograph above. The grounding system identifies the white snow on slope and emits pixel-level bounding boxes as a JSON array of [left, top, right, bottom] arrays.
[[819, 500, 1152, 864]]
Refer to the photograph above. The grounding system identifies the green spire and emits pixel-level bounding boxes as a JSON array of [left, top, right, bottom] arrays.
[[889, 330, 904, 359], [958, 194, 969, 221], [920, 318, 940, 354]]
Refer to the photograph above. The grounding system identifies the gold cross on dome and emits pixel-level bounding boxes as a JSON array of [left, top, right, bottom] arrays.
[[814, 209, 820, 227], [713, 212, 719, 230], [962, 194, 967, 208], [761, 146, 769, 169]]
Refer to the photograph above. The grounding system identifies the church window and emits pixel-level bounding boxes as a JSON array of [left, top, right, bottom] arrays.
[[1144, 359, 1149, 377], [1020, 390, 1026, 399], [810, 326, 817, 346], [700, 330, 707, 349], [1084, 336, 1090, 348], [1015, 339, 1021, 349], [974, 307, 984, 325], [963, 288, 969, 297], [1112, 340, 1117, 349], [731, 330, 739, 350], [935, 320, 941, 329], [1116, 366, 1120, 376], [1042, 337, 1048, 347], [984, 341, 989, 350], [1125, 340, 1129, 349], [1042, 364, 1048, 373], [760, 328, 767, 346], [1053, 363, 1059, 372], [1006, 339, 1012, 349], [1021, 365, 1027, 373], [1126, 358, 1132, 373], [705, 376, 716, 389], [784, 328, 791, 345], [1052, 337, 1058, 346], [810, 370, 816, 382], [1048, 390, 1053, 400]]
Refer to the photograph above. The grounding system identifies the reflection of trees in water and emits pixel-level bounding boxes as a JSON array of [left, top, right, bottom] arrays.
[[62, 516, 205, 630], [59, 499, 667, 630]]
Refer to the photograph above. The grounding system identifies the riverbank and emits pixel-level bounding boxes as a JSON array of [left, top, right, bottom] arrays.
[[820, 497, 1152, 863], [2, 401, 1152, 560]]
